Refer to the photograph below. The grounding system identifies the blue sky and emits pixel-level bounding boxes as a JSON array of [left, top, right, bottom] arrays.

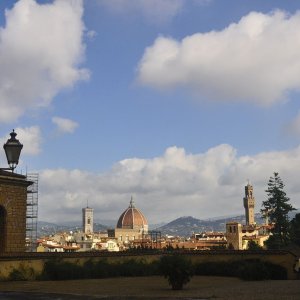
[[1, 0, 300, 224]]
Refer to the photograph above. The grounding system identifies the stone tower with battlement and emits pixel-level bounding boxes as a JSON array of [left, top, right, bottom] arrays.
[[82, 206, 93, 234], [243, 183, 255, 225]]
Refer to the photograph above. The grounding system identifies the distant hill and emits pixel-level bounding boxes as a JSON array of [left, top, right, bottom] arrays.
[[154, 214, 265, 237], [37, 221, 108, 237], [37, 209, 299, 238]]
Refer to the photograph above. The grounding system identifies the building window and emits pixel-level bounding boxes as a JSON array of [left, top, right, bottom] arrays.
[[87, 218, 91, 225]]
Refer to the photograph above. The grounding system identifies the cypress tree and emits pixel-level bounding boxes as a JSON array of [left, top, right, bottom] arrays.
[[261, 172, 295, 248]]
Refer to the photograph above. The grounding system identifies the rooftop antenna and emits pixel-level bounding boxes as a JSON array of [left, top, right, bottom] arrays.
[[87, 199, 89, 208]]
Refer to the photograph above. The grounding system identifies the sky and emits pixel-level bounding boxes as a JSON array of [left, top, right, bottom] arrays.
[[1, 0, 300, 225]]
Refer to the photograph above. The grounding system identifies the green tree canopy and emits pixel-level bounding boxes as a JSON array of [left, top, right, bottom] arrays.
[[159, 255, 194, 290], [261, 172, 295, 248], [247, 240, 263, 251], [290, 213, 300, 246]]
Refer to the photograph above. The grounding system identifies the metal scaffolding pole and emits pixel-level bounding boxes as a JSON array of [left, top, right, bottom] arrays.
[[26, 173, 39, 252]]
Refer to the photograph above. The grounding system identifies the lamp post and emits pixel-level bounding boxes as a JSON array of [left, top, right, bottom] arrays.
[[2, 129, 23, 172]]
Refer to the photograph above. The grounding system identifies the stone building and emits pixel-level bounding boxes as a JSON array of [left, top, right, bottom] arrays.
[[226, 182, 270, 250], [108, 198, 148, 248], [243, 183, 255, 225], [82, 205, 93, 234], [0, 170, 32, 252], [226, 222, 242, 249]]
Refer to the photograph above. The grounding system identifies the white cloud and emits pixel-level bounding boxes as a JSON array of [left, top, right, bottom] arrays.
[[38, 144, 300, 224], [0, 0, 89, 123], [137, 10, 300, 105], [52, 116, 79, 134], [0, 126, 41, 156], [15, 126, 42, 155], [97, 0, 185, 24], [0, 126, 41, 170]]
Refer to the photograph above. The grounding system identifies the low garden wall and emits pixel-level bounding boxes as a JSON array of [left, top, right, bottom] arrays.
[[0, 250, 298, 280]]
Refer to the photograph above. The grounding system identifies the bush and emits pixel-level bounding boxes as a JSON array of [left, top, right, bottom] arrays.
[[9, 264, 35, 281], [39, 258, 160, 281], [236, 260, 269, 281], [159, 255, 194, 290], [39, 259, 83, 280], [247, 240, 263, 251], [36, 256, 287, 282]]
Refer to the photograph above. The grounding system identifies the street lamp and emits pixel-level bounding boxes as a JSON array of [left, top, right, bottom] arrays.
[[2, 129, 23, 172]]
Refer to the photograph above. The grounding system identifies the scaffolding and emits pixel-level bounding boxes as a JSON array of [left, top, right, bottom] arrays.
[[142, 230, 162, 249], [26, 173, 39, 252]]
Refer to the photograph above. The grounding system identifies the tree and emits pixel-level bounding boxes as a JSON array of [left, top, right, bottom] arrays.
[[159, 255, 194, 290], [290, 213, 300, 246], [247, 240, 263, 251], [261, 172, 296, 248]]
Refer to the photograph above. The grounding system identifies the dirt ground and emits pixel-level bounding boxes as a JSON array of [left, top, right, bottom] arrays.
[[0, 276, 299, 300]]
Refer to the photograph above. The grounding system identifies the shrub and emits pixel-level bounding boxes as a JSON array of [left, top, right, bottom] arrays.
[[247, 240, 263, 251], [39, 257, 160, 281], [159, 255, 194, 290], [236, 260, 269, 281], [39, 259, 82, 280], [9, 264, 35, 281]]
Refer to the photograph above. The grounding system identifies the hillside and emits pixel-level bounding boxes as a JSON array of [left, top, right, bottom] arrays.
[[37, 221, 108, 237], [37, 209, 299, 238], [155, 214, 265, 237]]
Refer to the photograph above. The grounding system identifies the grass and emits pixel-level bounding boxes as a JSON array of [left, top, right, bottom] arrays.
[[0, 276, 299, 299]]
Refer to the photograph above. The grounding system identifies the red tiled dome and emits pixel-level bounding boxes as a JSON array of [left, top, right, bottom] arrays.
[[117, 198, 148, 230]]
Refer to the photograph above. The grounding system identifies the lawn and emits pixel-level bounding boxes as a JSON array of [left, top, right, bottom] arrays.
[[0, 276, 299, 299]]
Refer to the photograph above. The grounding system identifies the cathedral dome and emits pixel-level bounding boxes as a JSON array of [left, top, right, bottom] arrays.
[[116, 198, 148, 231]]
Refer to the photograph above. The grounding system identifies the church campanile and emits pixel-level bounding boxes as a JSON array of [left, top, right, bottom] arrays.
[[82, 205, 93, 234], [243, 182, 255, 225]]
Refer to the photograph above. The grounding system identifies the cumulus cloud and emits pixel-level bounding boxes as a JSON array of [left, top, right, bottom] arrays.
[[0, 126, 41, 156], [14, 126, 42, 155], [137, 10, 300, 105], [97, 0, 185, 24], [0, 0, 89, 123], [38, 144, 300, 224], [52, 116, 79, 134], [0, 126, 41, 169]]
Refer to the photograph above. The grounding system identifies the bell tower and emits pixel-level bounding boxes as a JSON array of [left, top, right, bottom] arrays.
[[243, 182, 255, 225], [82, 204, 93, 234]]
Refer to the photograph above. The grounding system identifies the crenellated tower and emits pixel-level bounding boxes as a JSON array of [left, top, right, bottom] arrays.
[[243, 182, 255, 225]]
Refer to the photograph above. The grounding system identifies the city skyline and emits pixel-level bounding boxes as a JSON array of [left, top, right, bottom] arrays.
[[0, 0, 300, 224]]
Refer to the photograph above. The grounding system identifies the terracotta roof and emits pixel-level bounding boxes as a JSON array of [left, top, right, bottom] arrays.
[[116, 198, 148, 229]]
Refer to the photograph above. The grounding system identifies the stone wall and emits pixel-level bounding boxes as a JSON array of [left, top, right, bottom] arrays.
[[0, 250, 298, 280]]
